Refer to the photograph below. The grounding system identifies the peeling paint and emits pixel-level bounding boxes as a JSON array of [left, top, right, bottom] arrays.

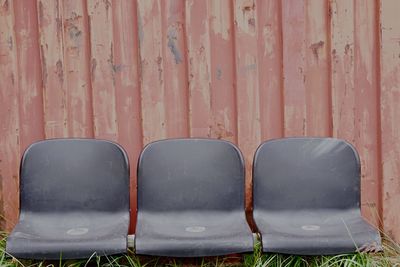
[[55, 59, 63, 83], [237, 0, 256, 34], [248, 18, 255, 27], [91, 58, 97, 81], [55, 14, 62, 43], [167, 28, 182, 64], [244, 63, 256, 71], [211, 122, 234, 140], [263, 24, 275, 56], [112, 64, 124, 73], [216, 67, 222, 80], [309, 40, 324, 60], [7, 36, 12, 50], [68, 25, 82, 42], [137, 15, 144, 45], [210, 0, 230, 40], [0, 0, 8, 13], [40, 45, 48, 86], [156, 56, 163, 84], [38, 1, 45, 26]]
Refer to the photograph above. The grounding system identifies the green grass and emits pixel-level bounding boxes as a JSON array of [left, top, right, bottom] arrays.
[[1, 232, 399, 267]]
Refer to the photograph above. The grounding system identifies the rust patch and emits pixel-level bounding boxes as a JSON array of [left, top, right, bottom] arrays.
[[139, 59, 145, 78], [55, 1, 62, 43], [242, 1, 255, 12], [188, 58, 194, 80], [65, 11, 82, 22], [212, 123, 234, 139], [248, 18, 255, 27], [138, 16, 144, 45], [108, 43, 116, 86], [345, 44, 351, 54], [198, 45, 205, 54], [65, 11, 83, 49], [103, 0, 111, 16], [328, 3, 332, 17], [309, 41, 324, 60], [40, 45, 48, 87], [332, 48, 339, 63], [70, 26, 82, 39], [56, 18, 63, 43], [56, 60, 64, 83], [0, 0, 9, 14], [7, 36, 12, 50], [112, 64, 123, 73], [156, 56, 163, 84], [216, 67, 222, 80], [91, 58, 97, 81], [38, 1, 44, 26], [67, 24, 82, 48]]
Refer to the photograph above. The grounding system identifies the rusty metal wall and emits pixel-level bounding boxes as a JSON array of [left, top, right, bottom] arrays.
[[0, 0, 399, 241]]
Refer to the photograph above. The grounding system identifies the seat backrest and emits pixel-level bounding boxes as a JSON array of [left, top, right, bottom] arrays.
[[253, 137, 360, 211], [137, 139, 245, 212], [20, 139, 129, 213]]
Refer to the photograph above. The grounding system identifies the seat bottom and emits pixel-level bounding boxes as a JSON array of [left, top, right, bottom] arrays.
[[254, 209, 381, 255], [135, 211, 254, 257], [6, 211, 129, 259]]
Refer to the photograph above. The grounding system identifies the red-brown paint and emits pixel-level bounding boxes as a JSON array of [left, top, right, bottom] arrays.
[[380, 0, 400, 240], [38, 0, 68, 139], [112, 0, 143, 232], [63, 0, 94, 138], [0, 0, 20, 229], [0, 0, 399, 241], [88, 0, 118, 141]]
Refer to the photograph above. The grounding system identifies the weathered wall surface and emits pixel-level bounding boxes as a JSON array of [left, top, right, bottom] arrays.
[[0, 0, 399, 241]]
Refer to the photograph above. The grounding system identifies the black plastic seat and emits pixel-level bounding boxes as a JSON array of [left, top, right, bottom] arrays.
[[6, 139, 130, 259], [253, 137, 381, 255], [135, 139, 253, 257]]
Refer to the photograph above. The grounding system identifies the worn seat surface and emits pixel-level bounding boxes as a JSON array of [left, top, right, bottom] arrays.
[[6, 139, 130, 259], [135, 139, 253, 257], [253, 138, 381, 255]]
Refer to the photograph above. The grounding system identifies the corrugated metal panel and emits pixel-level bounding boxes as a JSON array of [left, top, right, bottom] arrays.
[[0, 0, 399, 241]]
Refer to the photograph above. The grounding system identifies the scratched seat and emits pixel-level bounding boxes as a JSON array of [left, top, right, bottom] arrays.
[[253, 137, 381, 255], [6, 139, 130, 259], [135, 139, 253, 257]]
